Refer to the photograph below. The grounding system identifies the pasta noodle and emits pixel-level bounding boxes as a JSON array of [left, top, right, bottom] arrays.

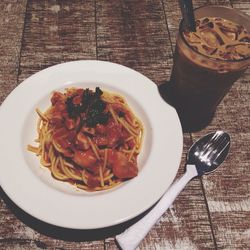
[[27, 87, 143, 191]]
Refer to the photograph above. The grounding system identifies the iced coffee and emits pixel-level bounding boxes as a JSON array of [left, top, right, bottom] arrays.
[[183, 17, 250, 61], [169, 6, 250, 131]]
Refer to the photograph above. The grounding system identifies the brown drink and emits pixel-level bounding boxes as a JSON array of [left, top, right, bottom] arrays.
[[169, 6, 250, 131]]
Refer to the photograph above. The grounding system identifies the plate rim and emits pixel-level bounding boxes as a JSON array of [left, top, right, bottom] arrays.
[[0, 60, 183, 229]]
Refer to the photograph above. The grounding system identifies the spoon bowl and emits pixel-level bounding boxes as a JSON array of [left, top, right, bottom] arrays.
[[188, 131, 230, 176], [116, 131, 231, 250]]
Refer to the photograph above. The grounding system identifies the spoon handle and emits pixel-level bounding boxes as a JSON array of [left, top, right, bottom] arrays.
[[116, 164, 198, 250]]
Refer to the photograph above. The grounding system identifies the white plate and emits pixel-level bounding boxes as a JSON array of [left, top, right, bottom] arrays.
[[0, 60, 182, 229]]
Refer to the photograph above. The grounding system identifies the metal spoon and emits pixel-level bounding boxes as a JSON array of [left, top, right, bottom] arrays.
[[116, 131, 230, 250]]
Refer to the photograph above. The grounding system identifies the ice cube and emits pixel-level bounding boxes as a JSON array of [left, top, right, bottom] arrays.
[[183, 31, 201, 44], [201, 44, 217, 55], [217, 22, 238, 41], [218, 51, 234, 60], [200, 29, 223, 47], [221, 29, 237, 41], [234, 44, 250, 58]]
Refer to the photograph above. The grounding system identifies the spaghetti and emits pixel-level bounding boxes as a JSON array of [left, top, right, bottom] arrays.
[[27, 87, 143, 191]]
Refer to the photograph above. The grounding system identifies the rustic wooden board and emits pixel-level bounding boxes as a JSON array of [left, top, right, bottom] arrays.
[[18, 0, 97, 83], [187, 1, 250, 249], [0, 192, 104, 249], [105, 135, 216, 250], [232, 0, 250, 15], [0, 1, 28, 248], [96, 0, 215, 249], [192, 71, 250, 249], [96, 0, 173, 85], [0, 0, 27, 104], [163, 0, 250, 249], [1, 0, 249, 249], [0, 0, 103, 249]]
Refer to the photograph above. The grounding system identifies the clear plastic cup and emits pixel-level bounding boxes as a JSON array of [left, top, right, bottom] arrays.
[[169, 5, 250, 132]]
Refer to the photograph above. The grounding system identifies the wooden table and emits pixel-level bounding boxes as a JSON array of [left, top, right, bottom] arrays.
[[0, 1, 249, 249]]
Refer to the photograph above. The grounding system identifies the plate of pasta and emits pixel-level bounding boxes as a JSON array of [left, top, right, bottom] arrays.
[[0, 60, 182, 229]]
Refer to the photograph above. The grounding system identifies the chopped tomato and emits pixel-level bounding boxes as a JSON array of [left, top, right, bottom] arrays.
[[49, 115, 63, 127], [94, 136, 108, 147], [51, 92, 65, 105], [73, 149, 98, 168], [54, 101, 66, 112], [81, 127, 95, 135], [127, 139, 135, 149], [47, 106, 64, 127], [75, 88, 84, 96], [86, 174, 100, 188], [107, 122, 123, 147], [52, 128, 76, 157], [53, 126, 66, 135], [95, 124, 107, 134], [72, 95, 82, 105], [54, 136, 71, 149], [65, 117, 80, 130], [107, 151, 138, 179], [94, 120, 123, 148], [61, 111, 80, 130]]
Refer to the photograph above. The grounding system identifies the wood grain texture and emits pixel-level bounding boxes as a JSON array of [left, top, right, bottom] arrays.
[[1, 0, 103, 249], [0, 2, 28, 248], [96, 0, 173, 85], [231, 0, 250, 15], [96, 1, 215, 249], [188, 1, 250, 249], [164, 0, 250, 249], [0, 0, 27, 104], [137, 139, 215, 250], [105, 136, 215, 250], [0, 0, 249, 249], [18, 0, 97, 83], [192, 70, 250, 249], [161, 0, 181, 51]]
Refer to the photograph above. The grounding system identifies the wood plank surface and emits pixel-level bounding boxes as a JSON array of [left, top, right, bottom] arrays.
[[188, 1, 250, 249], [0, 0, 27, 104], [192, 64, 250, 248], [163, 0, 250, 249], [96, 1, 215, 249], [96, 0, 173, 85], [192, 72, 250, 249], [232, 0, 250, 15], [0, 0, 249, 249], [18, 0, 97, 82], [1, 0, 103, 249]]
